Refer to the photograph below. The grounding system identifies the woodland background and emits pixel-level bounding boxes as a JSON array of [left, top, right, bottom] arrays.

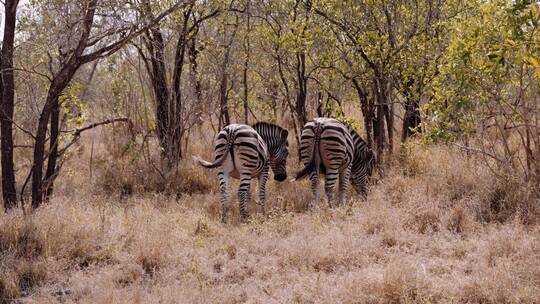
[[1, 0, 540, 303]]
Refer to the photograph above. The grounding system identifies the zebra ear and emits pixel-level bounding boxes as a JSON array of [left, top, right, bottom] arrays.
[[281, 129, 289, 139]]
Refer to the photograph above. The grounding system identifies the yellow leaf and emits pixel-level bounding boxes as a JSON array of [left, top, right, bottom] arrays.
[[530, 57, 539, 67], [506, 39, 517, 46]]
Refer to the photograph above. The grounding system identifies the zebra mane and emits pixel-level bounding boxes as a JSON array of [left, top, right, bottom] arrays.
[[252, 122, 288, 139]]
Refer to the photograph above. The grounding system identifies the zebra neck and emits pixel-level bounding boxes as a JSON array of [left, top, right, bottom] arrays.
[[260, 136, 279, 156]]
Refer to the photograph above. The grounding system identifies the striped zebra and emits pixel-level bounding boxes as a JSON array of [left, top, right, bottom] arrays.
[[347, 125, 376, 198], [294, 118, 374, 208], [193, 122, 289, 223]]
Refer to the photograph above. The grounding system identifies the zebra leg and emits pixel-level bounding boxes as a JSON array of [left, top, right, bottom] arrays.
[[258, 164, 270, 215], [309, 170, 320, 209], [238, 173, 252, 223], [325, 168, 339, 208], [338, 164, 352, 206], [218, 171, 230, 223], [357, 175, 370, 200]]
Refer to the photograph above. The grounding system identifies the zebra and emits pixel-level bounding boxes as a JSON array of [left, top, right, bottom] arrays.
[[193, 122, 289, 223], [347, 125, 376, 198], [293, 117, 374, 208]]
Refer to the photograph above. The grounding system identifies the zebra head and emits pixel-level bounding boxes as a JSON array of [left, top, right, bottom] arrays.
[[253, 122, 289, 182]]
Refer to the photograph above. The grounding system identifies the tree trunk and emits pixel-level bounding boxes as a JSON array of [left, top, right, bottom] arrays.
[[218, 19, 238, 129], [402, 98, 422, 142], [219, 73, 230, 128], [1, 0, 19, 211], [372, 76, 387, 162], [44, 96, 60, 199], [242, 43, 250, 124], [188, 36, 202, 120], [32, 65, 78, 208], [242, 2, 251, 124], [144, 29, 170, 156], [384, 99, 394, 154], [352, 78, 373, 148], [295, 52, 308, 126]]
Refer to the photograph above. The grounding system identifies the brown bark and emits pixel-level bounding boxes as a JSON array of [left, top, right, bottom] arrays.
[[1, 0, 20, 211], [44, 96, 60, 199], [352, 78, 373, 148], [295, 52, 308, 126], [188, 36, 202, 119], [219, 73, 230, 128], [242, 1, 251, 124], [143, 27, 170, 154], [218, 17, 238, 129], [402, 99, 422, 142], [372, 76, 387, 161], [401, 80, 422, 142]]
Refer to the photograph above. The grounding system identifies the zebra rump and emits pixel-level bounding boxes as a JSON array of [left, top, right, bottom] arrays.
[[193, 122, 289, 222], [294, 118, 375, 205]]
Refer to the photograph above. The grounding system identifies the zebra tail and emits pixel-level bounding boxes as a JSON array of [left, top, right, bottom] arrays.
[[192, 154, 227, 169], [293, 157, 316, 180], [292, 123, 321, 181], [192, 132, 233, 169]]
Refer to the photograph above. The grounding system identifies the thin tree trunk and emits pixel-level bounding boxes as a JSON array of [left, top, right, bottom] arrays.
[[372, 76, 387, 162], [1, 0, 19, 211], [32, 82, 71, 208], [218, 18, 238, 129], [242, 1, 251, 124], [352, 78, 373, 148], [168, 8, 192, 165], [295, 52, 308, 126], [188, 36, 202, 120], [219, 73, 230, 128], [402, 98, 421, 142], [144, 30, 170, 156], [44, 96, 60, 199]]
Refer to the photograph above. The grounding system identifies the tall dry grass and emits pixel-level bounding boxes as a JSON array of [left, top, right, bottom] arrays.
[[1, 137, 539, 303]]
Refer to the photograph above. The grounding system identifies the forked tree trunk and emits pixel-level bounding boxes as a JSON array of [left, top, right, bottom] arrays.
[[31, 0, 185, 208]]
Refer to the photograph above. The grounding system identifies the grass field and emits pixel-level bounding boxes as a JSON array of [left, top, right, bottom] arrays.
[[1, 144, 539, 303]]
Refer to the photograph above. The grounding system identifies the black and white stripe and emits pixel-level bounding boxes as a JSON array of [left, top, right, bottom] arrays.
[[294, 117, 374, 208], [193, 122, 289, 222], [347, 125, 376, 198], [294, 118, 354, 208]]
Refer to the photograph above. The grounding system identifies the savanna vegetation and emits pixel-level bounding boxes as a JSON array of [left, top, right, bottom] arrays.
[[1, 0, 539, 303]]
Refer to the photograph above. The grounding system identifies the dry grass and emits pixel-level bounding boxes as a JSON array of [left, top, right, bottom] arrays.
[[1, 142, 540, 303]]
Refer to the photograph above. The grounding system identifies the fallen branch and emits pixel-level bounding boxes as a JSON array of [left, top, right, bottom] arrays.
[[451, 142, 505, 163]]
